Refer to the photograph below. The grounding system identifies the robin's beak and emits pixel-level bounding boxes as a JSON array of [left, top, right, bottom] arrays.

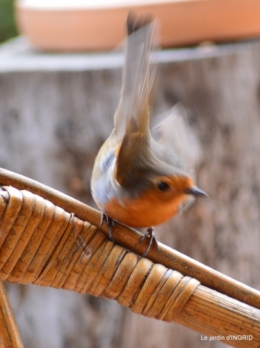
[[185, 186, 207, 197]]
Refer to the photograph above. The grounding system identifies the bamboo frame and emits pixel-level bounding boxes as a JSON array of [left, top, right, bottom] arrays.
[[0, 281, 24, 348], [0, 168, 260, 347]]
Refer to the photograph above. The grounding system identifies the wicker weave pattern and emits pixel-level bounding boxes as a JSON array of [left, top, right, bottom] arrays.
[[0, 186, 199, 321]]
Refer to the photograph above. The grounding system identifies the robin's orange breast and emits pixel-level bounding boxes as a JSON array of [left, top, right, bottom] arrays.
[[103, 189, 190, 228]]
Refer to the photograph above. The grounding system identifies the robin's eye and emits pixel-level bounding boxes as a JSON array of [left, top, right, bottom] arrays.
[[157, 181, 170, 192]]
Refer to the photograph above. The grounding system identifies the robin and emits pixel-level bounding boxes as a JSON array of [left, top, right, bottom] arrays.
[[91, 12, 206, 255]]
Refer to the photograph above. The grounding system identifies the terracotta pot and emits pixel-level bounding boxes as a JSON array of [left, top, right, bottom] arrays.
[[16, 0, 260, 52]]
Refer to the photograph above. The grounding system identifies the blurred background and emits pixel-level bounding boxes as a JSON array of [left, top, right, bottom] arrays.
[[0, 0, 17, 43], [1, 1, 260, 347]]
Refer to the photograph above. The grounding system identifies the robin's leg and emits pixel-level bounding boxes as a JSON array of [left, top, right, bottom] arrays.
[[136, 227, 159, 257], [100, 212, 115, 242]]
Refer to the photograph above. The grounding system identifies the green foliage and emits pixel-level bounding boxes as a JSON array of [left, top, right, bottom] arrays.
[[0, 0, 18, 43]]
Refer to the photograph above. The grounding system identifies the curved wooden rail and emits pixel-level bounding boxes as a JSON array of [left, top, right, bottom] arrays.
[[0, 168, 260, 347], [0, 168, 260, 308]]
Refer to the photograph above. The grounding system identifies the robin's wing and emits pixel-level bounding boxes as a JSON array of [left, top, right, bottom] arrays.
[[114, 13, 159, 137], [114, 13, 160, 186], [151, 103, 202, 177]]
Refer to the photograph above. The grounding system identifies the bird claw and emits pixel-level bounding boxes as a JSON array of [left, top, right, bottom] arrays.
[[100, 213, 115, 242], [135, 227, 159, 257]]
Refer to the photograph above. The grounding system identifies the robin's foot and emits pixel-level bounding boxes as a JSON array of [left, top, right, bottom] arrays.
[[136, 227, 159, 257], [100, 213, 115, 242]]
